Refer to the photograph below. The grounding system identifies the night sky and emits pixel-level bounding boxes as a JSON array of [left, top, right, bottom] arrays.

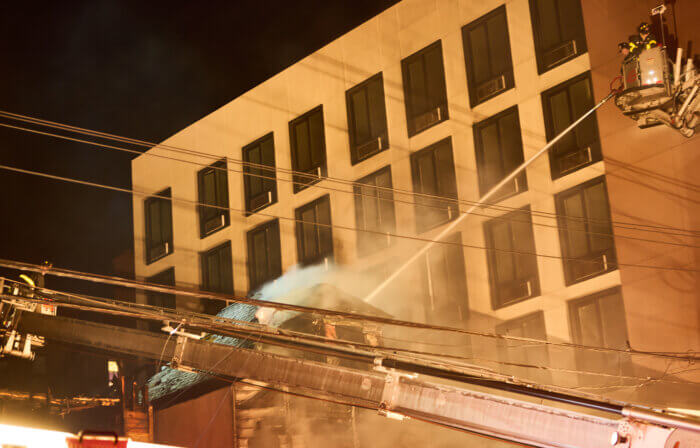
[[0, 0, 397, 429], [0, 0, 398, 283]]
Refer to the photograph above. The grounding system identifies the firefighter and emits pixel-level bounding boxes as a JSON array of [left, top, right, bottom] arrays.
[[618, 42, 632, 61], [630, 22, 658, 55]]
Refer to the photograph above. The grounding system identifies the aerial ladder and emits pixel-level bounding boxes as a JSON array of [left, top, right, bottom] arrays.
[[1, 275, 699, 448]]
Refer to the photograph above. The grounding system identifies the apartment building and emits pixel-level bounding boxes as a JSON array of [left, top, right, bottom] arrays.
[[131, 0, 699, 408]]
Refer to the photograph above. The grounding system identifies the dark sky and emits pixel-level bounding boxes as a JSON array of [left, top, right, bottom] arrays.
[[0, 0, 399, 284]]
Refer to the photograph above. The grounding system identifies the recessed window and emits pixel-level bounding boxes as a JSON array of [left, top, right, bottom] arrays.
[[243, 133, 277, 214], [529, 0, 588, 73], [144, 188, 173, 264], [555, 176, 616, 285], [462, 5, 515, 107], [198, 160, 230, 238], [485, 207, 541, 309], [346, 73, 389, 165], [422, 233, 469, 324], [295, 195, 333, 266], [568, 287, 629, 380], [401, 41, 449, 137], [200, 241, 233, 314], [496, 311, 550, 382], [473, 106, 527, 200], [247, 219, 282, 293], [146, 267, 175, 332], [289, 106, 326, 193], [410, 137, 459, 233], [542, 72, 601, 179], [354, 167, 396, 257]]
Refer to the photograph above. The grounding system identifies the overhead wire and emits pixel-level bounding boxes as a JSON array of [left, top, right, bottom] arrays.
[[1, 110, 699, 240], [2, 264, 699, 363], [1, 120, 698, 251], [1, 162, 699, 276]]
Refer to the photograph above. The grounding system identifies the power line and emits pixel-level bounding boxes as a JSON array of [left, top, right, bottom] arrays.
[[2, 161, 699, 274], [2, 260, 699, 363], [2, 110, 699, 239]]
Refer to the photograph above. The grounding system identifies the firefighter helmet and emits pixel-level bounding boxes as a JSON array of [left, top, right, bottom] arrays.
[[638, 22, 650, 34]]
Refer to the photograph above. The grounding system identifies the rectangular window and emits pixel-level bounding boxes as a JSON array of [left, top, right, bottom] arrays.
[[144, 188, 173, 264], [243, 133, 277, 214], [410, 138, 459, 233], [496, 311, 550, 382], [146, 268, 175, 332], [346, 73, 389, 164], [473, 106, 527, 199], [485, 207, 541, 309], [197, 160, 230, 238], [247, 219, 282, 293], [462, 6, 515, 107], [295, 195, 333, 266], [289, 106, 327, 193], [556, 176, 617, 285], [354, 167, 396, 256], [529, 0, 588, 73], [569, 287, 629, 379], [200, 241, 233, 314], [542, 72, 601, 179], [401, 41, 449, 137], [422, 233, 469, 324]]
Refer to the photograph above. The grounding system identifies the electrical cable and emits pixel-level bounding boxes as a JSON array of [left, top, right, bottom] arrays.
[[2, 121, 698, 251], [1, 163, 699, 276], [1, 110, 699, 239]]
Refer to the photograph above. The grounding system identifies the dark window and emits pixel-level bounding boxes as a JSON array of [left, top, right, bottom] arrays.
[[243, 133, 277, 214], [146, 268, 175, 332], [529, 0, 587, 73], [247, 219, 282, 293], [569, 287, 629, 380], [422, 233, 469, 324], [295, 195, 333, 266], [401, 41, 449, 137], [197, 160, 230, 238], [542, 72, 601, 179], [473, 106, 527, 200], [200, 241, 233, 314], [462, 6, 515, 107], [354, 167, 396, 256], [485, 207, 540, 309], [346, 73, 389, 164], [556, 176, 616, 285], [410, 138, 459, 233], [289, 106, 327, 193], [496, 311, 550, 382], [144, 188, 173, 264]]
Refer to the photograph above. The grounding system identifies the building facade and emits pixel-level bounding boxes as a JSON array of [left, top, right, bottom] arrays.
[[131, 0, 699, 415]]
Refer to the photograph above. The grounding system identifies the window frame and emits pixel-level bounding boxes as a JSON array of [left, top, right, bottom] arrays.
[[145, 267, 175, 331], [421, 232, 469, 324], [346, 73, 390, 165], [410, 137, 459, 233], [529, 0, 588, 74], [484, 207, 541, 309], [473, 105, 527, 200], [200, 240, 234, 315], [289, 105, 327, 193], [541, 71, 602, 179], [243, 132, 278, 214], [555, 176, 617, 285], [295, 195, 334, 266], [462, 5, 515, 107], [401, 40, 449, 137], [568, 287, 627, 348], [496, 311, 550, 382], [144, 187, 173, 265], [197, 160, 230, 238], [247, 219, 282, 293], [354, 166, 396, 257]]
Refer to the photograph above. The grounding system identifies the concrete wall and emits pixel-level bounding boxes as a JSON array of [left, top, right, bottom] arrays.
[[582, 0, 700, 360]]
